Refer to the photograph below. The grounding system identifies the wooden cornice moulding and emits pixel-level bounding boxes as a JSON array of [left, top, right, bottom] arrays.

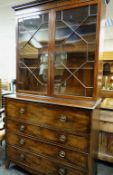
[[12, 0, 98, 11], [12, 0, 68, 11]]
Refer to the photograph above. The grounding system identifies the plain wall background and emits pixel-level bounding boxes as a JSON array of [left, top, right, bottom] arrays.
[[0, 0, 33, 82], [104, 0, 113, 51], [0, 0, 112, 82]]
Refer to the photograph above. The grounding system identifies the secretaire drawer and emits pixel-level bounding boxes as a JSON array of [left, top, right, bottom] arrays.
[[6, 119, 89, 152], [6, 99, 91, 134], [6, 133, 88, 169], [7, 146, 87, 175]]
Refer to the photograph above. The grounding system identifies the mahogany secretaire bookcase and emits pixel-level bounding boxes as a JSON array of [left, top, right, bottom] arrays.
[[5, 0, 106, 174]]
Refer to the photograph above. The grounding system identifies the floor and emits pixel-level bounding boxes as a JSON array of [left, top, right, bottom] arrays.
[[0, 145, 113, 175], [98, 162, 113, 175]]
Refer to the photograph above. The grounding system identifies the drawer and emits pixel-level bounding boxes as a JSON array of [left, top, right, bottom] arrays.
[[98, 132, 113, 162], [104, 133, 113, 155], [99, 132, 113, 155], [7, 146, 87, 175], [6, 119, 89, 152], [6, 99, 91, 134], [6, 133, 88, 169], [99, 110, 113, 123], [100, 121, 113, 133]]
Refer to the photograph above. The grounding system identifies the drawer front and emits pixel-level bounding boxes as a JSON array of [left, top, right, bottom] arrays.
[[106, 133, 113, 155], [99, 110, 113, 123], [7, 146, 87, 175], [100, 121, 113, 133], [6, 100, 91, 134], [6, 133, 88, 169], [99, 132, 113, 156], [6, 119, 89, 152]]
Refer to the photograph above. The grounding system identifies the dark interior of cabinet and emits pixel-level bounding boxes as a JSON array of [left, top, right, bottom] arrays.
[[18, 57, 48, 94], [17, 3, 98, 98], [54, 52, 95, 97], [18, 52, 95, 97]]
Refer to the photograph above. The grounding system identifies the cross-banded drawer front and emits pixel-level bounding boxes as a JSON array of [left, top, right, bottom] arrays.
[[7, 146, 87, 175], [6, 119, 89, 152], [6, 100, 91, 134], [6, 133, 88, 169]]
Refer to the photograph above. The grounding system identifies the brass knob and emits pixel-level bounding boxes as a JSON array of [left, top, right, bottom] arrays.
[[58, 168, 67, 175], [20, 125, 26, 132], [20, 154, 25, 161], [59, 151, 66, 158], [59, 135, 66, 143], [59, 115, 67, 122], [19, 107, 25, 114], [19, 138, 25, 145]]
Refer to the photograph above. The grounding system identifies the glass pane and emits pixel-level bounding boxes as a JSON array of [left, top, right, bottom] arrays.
[[18, 13, 49, 94], [54, 5, 97, 97], [102, 62, 113, 90], [90, 5, 97, 15]]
